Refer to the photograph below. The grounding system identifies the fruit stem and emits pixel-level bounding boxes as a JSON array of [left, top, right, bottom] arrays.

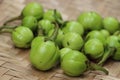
[[61, 21, 69, 28], [113, 31, 120, 36], [0, 26, 16, 34], [37, 25, 44, 36], [3, 15, 22, 25], [89, 62, 108, 75], [0, 26, 17, 31], [98, 47, 115, 66], [49, 22, 59, 41], [0, 28, 14, 33], [54, 9, 64, 26]]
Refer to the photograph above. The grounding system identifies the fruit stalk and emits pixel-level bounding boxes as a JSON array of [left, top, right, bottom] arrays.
[[98, 47, 115, 66], [0, 26, 16, 33], [48, 22, 59, 41], [89, 62, 108, 75], [37, 25, 44, 36], [54, 9, 64, 26], [0, 29, 13, 33], [3, 15, 22, 25]]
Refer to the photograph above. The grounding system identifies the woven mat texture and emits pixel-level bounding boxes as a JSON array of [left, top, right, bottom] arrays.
[[0, 0, 120, 80]]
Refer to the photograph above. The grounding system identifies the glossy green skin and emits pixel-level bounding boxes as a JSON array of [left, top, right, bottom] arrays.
[[103, 17, 119, 34], [100, 29, 110, 38], [62, 50, 88, 62], [38, 19, 54, 35], [31, 36, 44, 48], [48, 29, 64, 47], [22, 2, 44, 19], [77, 11, 103, 30], [61, 50, 87, 76], [62, 32, 84, 50], [86, 30, 106, 45], [112, 48, 120, 60], [43, 9, 62, 22], [30, 40, 60, 71], [12, 26, 34, 48], [84, 39, 104, 59], [22, 16, 37, 31], [60, 48, 72, 61], [106, 35, 120, 48], [62, 21, 84, 35]]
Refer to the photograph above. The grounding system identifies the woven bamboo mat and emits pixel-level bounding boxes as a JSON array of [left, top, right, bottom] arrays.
[[0, 0, 120, 80]]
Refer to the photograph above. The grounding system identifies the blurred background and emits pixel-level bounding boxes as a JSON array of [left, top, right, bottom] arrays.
[[25, 0, 120, 20], [0, 0, 120, 25]]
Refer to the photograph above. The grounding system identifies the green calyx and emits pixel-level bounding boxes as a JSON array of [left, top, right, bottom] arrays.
[[38, 19, 54, 35], [43, 9, 63, 25], [98, 35, 120, 66]]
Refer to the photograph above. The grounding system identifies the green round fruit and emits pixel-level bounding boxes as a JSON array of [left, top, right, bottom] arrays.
[[12, 26, 34, 48], [84, 39, 104, 59], [30, 40, 60, 71], [22, 16, 37, 31], [61, 50, 87, 76], [86, 30, 106, 45], [62, 21, 84, 35], [100, 29, 110, 38], [62, 32, 84, 50], [60, 48, 72, 61], [103, 17, 119, 34], [77, 11, 103, 30], [22, 2, 44, 19], [31, 36, 44, 48]]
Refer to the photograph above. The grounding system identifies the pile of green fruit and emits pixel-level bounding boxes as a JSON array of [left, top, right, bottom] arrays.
[[1, 2, 120, 77]]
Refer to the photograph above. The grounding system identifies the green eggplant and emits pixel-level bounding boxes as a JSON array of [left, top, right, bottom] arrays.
[[30, 22, 60, 70], [30, 39, 60, 70], [12, 26, 34, 48]]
